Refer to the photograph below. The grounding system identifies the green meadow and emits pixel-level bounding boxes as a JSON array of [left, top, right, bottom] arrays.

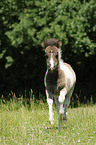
[[0, 96, 96, 145]]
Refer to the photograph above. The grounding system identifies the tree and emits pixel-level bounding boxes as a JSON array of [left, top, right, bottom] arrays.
[[0, 0, 96, 102]]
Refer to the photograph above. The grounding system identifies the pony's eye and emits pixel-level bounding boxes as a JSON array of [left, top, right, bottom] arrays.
[[45, 54, 48, 59]]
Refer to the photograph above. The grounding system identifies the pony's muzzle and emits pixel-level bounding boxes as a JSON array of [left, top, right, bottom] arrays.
[[51, 67, 54, 70]]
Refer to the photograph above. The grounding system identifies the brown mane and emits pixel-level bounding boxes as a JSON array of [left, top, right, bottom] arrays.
[[42, 38, 62, 48]]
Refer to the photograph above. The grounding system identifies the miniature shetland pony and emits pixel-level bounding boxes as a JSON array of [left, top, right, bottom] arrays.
[[42, 38, 76, 129]]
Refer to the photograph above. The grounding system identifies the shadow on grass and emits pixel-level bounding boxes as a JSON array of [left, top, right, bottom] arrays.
[[43, 125, 69, 131]]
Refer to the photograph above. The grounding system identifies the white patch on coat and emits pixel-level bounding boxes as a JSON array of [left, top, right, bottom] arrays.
[[44, 69, 48, 87], [50, 53, 54, 69], [59, 90, 65, 103], [59, 90, 66, 114]]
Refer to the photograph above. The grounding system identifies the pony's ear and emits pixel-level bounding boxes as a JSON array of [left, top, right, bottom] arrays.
[[55, 41, 62, 48], [42, 40, 48, 48]]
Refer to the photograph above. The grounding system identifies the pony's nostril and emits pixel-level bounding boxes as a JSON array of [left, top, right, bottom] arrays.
[[51, 67, 53, 70], [55, 54, 58, 59]]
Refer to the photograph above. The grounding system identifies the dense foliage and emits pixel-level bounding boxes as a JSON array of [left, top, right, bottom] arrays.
[[0, 0, 96, 102]]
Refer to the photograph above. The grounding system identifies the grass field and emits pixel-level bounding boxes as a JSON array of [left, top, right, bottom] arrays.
[[0, 96, 96, 145]]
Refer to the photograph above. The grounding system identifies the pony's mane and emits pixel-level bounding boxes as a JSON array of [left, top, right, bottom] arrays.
[[42, 38, 62, 48], [58, 48, 64, 70], [58, 48, 63, 61], [47, 38, 59, 46]]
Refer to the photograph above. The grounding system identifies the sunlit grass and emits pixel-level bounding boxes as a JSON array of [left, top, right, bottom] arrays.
[[0, 96, 96, 145]]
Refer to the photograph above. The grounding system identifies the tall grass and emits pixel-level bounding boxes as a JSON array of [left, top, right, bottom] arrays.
[[0, 93, 96, 145]]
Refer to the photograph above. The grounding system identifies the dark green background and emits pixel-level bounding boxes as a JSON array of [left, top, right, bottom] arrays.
[[0, 0, 96, 104]]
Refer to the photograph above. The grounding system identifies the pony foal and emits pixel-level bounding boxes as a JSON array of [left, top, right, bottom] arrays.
[[42, 38, 76, 128]]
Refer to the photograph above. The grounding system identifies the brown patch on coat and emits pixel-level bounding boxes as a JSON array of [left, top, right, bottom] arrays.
[[67, 78, 71, 88], [45, 46, 58, 55], [57, 68, 66, 91]]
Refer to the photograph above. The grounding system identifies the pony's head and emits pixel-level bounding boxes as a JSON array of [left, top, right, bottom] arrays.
[[42, 38, 62, 70]]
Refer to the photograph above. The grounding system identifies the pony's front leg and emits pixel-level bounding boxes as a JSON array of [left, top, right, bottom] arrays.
[[46, 90, 54, 124], [58, 90, 66, 128], [47, 98, 54, 124]]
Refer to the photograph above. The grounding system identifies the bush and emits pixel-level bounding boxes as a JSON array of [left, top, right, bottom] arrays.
[[0, 0, 96, 102]]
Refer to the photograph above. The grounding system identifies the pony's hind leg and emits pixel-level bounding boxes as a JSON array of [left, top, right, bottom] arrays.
[[54, 96, 59, 114], [63, 104, 67, 122], [63, 85, 75, 122]]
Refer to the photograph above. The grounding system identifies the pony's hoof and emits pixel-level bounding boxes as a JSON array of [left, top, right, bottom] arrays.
[[63, 120, 66, 122], [49, 120, 54, 124], [63, 112, 68, 122], [63, 116, 67, 122]]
